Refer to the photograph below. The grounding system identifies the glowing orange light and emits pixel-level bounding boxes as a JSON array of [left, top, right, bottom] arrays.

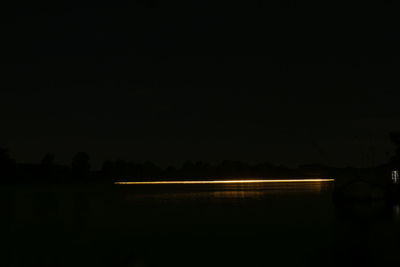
[[114, 178, 334, 185]]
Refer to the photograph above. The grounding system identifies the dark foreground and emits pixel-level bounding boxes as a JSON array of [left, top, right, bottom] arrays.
[[1, 181, 400, 267]]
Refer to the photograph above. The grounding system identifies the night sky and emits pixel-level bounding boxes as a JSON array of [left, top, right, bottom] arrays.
[[1, 1, 400, 169]]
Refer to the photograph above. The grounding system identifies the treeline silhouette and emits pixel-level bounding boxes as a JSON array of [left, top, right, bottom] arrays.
[[2, 132, 400, 185], [0, 149, 336, 185]]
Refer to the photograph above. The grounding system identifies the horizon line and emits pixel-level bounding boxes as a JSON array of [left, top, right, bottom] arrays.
[[114, 178, 335, 185]]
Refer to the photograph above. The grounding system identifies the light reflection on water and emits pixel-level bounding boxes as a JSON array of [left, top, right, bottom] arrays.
[[121, 181, 333, 200]]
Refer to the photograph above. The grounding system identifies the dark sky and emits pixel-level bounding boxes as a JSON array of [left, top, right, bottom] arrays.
[[1, 1, 400, 169]]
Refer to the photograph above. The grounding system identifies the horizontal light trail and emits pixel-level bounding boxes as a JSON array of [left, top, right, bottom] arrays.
[[114, 179, 334, 185]]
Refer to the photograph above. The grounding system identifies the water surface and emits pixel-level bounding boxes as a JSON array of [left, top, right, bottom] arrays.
[[2, 180, 399, 266]]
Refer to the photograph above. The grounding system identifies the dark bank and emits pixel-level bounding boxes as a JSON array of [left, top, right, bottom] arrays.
[[2, 134, 400, 266]]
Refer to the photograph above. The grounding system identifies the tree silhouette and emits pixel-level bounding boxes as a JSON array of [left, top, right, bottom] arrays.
[[181, 161, 195, 178], [71, 152, 91, 181], [142, 161, 161, 179], [102, 160, 114, 179], [0, 148, 16, 183], [41, 153, 55, 166], [389, 132, 400, 167], [41, 153, 56, 181], [164, 166, 177, 179]]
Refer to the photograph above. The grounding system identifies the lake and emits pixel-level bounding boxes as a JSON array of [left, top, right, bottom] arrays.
[[1, 180, 400, 266]]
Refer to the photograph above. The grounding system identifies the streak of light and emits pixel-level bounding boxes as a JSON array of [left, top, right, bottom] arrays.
[[114, 179, 334, 185]]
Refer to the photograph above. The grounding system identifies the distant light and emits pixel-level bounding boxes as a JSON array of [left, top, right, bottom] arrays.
[[392, 170, 399, 184], [114, 179, 334, 185]]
